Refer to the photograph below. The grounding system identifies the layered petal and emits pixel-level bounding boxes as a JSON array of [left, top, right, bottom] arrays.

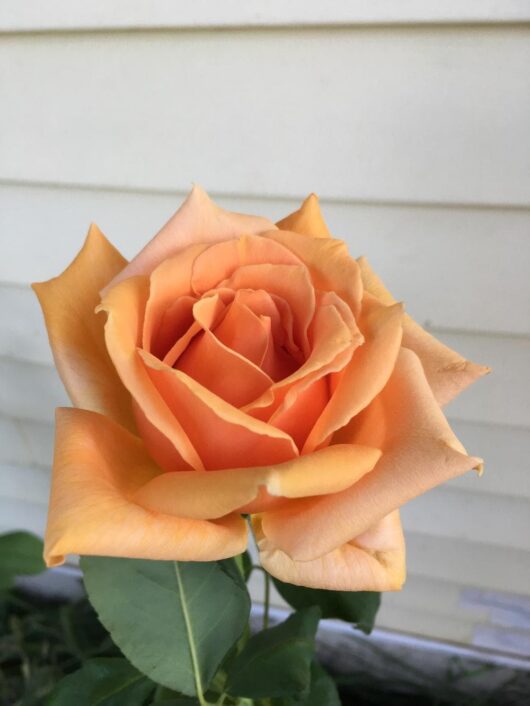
[[44, 408, 246, 567], [266, 230, 363, 318], [32, 225, 135, 431], [255, 511, 405, 591], [104, 185, 276, 292], [261, 348, 482, 561], [276, 194, 331, 238], [303, 295, 404, 452], [134, 444, 381, 520], [358, 257, 490, 405], [98, 276, 202, 470], [140, 350, 298, 469]]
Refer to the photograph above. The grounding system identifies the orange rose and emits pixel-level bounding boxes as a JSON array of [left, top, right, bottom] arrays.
[[34, 186, 488, 591]]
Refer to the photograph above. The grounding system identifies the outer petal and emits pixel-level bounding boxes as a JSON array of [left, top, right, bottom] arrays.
[[254, 511, 405, 592], [104, 185, 276, 292], [276, 193, 331, 238], [358, 257, 490, 405], [261, 348, 482, 562], [44, 408, 246, 567], [32, 225, 135, 431], [134, 444, 381, 520]]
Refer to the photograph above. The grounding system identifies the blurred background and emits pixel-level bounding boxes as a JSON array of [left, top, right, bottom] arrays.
[[1, 1, 529, 659]]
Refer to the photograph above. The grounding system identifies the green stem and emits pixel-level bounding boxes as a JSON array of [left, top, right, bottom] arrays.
[[173, 562, 208, 706]]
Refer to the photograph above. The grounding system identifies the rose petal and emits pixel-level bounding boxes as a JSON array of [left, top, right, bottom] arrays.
[[32, 225, 135, 431], [254, 511, 405, 591], [358, 257, 490, 405], [139, 350, 298, 469], [142, 243, 207, 352], [303, 295, 404, 452], [213, 298, 270, 367], [98, 277, 203, 470], [44, 408, 246, 567], [190, 234, 302, 294], [104, 185, 276, 293], [176, 329, 272, 407], [261, 348, 482, 561], [276, 193, 331, 238], [218, 263, 316, 356], [265, 230, 363, 318], [134, 444, 381, 519]]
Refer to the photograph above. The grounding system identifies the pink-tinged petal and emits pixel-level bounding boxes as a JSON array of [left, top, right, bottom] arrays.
[[255, 511, 405, 591], [190, 234, 302, 294], [176, 329, 272, 407], [358, 257, 490, 405], [44, 408, 246, 567], [303, 295, 404, 453], [265, 230, 363, 318], [98, 277, 203, 470], [261, 348, 482, 562], [142, 243, 207, 352], [104, 185, 276, 293], [134, 444, 381, 519], [276, 194, 332, 238], [139, 350, 298, 470], [33, 225, 135, 431]]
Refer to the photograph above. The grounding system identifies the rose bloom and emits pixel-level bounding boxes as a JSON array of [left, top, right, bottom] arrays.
[[34, 187, 489, 591]]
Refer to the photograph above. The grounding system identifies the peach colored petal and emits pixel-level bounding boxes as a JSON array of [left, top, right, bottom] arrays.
[[149, 295, 196, 360], [261, 348, 482, 562], [98, 277, 203, 470], [268, 377, 329, 450], [213, 299, 270, 367], [135, 444, 381, 520], [33, 225, 135, 431], [246, 300, 361, 440], [162, 294, 227, 368], [276, 194, 331, 238], [190, 234, 302, 294], [265, 230, 363, 318], [139, 350, 298, 469], [303, 295, 404, 453], [358, 257, 490, 405], [176, 329, 272, 407], [254, 511, 405, 592], [218, 263, 316, 356], [142, 242, 207, 352], [44, 408, 246, 567], [104, 185, 276, 293]]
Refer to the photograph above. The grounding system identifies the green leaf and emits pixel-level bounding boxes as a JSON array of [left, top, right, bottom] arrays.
[[0, 531, 45, 590], [48, 658, 155, 705], [81, 557, 250, 696], [226, 607, 321, 699], [273, 578, 380, 634], [284, 662, 341, 705]]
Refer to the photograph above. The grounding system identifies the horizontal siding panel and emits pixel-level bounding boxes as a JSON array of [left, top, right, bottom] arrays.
[[441, 331, 530, 428], [2, 1, 530, 32], [1, 27, 529, 206], [2, 184, 530, 336], [449, 421, 530, 498], [401, 487, 530, 551], [406, 533, 530, 595], [2, 329, 525, 427]]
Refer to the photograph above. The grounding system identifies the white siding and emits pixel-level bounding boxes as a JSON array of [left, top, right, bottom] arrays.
[[1, 7, 529, 652]]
